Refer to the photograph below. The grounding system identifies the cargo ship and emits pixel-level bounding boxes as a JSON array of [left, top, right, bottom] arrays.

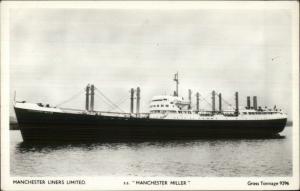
[[14, 74, 287, 142]]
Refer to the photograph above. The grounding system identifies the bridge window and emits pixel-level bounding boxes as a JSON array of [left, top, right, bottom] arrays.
[[166, 105, 169, 107], [161, 105, 164, 107]]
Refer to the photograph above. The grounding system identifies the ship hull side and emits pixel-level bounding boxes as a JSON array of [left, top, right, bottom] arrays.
[[14, 107, 287, 142]]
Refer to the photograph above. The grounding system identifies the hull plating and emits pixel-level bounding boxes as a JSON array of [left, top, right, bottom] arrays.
[[14, 107, 287, 142]]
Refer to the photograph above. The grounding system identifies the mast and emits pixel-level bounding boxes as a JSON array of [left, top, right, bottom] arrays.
[[247, 96, 251, 109], [136, 87, 140, 114], [85, 84, 90, 111], [90, 84, 95, 112], [253, 96, 257, 110], [212, 90, 216, 114], [218, 93, 222, 113], [196, 92, 200, 112], [130, 88, 134, 113], [235, 92, 239, 116], [173, 73, 179, 97]]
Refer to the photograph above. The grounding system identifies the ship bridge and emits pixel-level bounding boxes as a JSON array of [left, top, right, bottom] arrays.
[[149, 95, 191, 114]]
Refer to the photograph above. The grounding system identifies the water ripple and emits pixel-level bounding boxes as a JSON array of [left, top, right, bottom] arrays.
[[10, 127, 292, 177]]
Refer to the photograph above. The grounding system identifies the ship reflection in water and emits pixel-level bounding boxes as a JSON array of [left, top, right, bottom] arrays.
[[10, 127, 292, 177]]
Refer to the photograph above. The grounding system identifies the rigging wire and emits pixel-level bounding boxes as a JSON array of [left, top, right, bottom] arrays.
[[95, 88, 125, 112], [94, 93, 117, 110], [214, 91, 233, 108], [55, 88, 85, 107], [199, 93, 212, 107], [108, 96, 129, 112], [53, 86, 129, 112], [214, 91, 235, 109], [222, 98, 234, 107], [220, 95, 235, 110], [203, 90, 235, 110]]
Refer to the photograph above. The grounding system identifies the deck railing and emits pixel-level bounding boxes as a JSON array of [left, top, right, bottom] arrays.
[[60, 107, 150, 118], [60, 107, 283, 119]]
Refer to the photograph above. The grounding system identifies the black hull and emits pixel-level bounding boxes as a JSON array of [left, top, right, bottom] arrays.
[[14, 107, 287, 142]]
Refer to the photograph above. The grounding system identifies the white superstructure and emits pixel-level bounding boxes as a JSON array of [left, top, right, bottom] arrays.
[[148, 95, 287, 120]]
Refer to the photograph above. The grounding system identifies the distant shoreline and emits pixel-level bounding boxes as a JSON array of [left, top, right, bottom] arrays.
[[9, 121, 294, 130]]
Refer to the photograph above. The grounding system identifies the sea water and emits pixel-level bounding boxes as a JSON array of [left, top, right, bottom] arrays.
[[10, 126, 292, 177]]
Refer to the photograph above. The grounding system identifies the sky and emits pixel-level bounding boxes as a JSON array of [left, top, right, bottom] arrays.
[[9, 7, 294, 119]]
